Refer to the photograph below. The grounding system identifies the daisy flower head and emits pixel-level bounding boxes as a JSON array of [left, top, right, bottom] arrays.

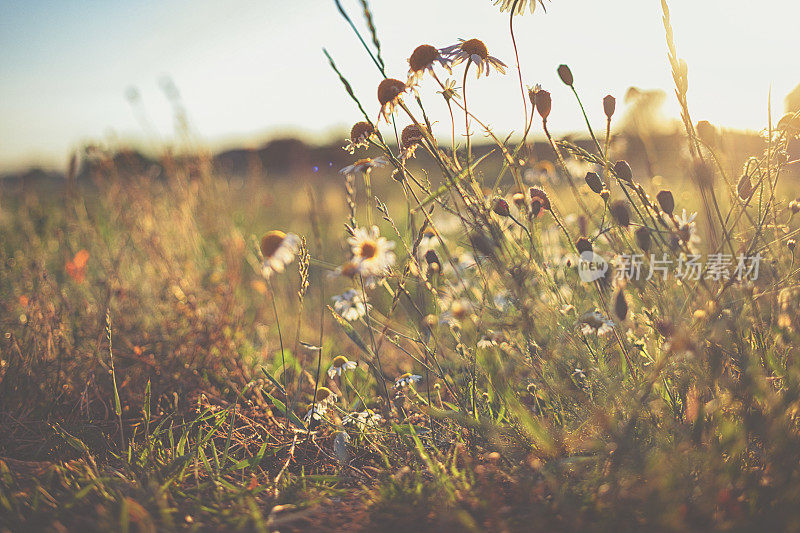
[[494, 0, 549, 15], [260, 230, 300, 278], [340, 156, 387, 176], [304, 402, 328, 424], [670, 209, 701, 253], [437, 78, 461, 103], [344, 121, 376, 154], [342, 409, 382, 430], [348, 225, 396, 277], [579, 310, 614, 336], [314, 386, 338, 405], [377, 78, 408, 123], [401, 124, 426, 160], [407, 44, 452, 86], [332, 289, 370, 321], [440, 39, 507, 78], [327, 355, 357, 379], [394, 373, 422, 389]]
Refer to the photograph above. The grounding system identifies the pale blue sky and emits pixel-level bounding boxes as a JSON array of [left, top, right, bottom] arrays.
[[1, 0, 798, 171]]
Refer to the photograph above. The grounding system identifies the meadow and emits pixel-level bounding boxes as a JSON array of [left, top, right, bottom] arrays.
[[2, 0, 800, 531]]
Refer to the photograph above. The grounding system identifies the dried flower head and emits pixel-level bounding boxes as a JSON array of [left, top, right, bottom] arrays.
[[440, 39, 507, 78], [575, 237, 593, 255], [260, 231, 300, 278], [531, 86, 552, 121], [635, 227, 652, 252], [377, 78, 408, 122], [344, 121, 376, 153], [610, 200, 630, 227], [408, 44, 452, 86], [492, 197, 510, 217], [528, 186, 551, 217], [579, 310, 614, 336], [494, 0, 548, 15], [696, 120, 717, 146], [613, 289, 629, 322], [401, 124, 426, 159], [737, 174, 754, 201]]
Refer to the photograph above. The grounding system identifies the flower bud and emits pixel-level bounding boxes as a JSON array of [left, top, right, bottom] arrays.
[[492, 197, 510, 217], [613, 160, 633, 182], [424, 250, 442, 272], [737, 174, 753, 201], [610, 200, 630, 227], [600, 189, 610, 201], [603, 94, 616, 119], [557, 64, 573, 87], [584, 171, 604, 194], [656, 190, 675, 215], [512, 192, 526, 208], [528, 187, 551, 217], [696, 120, 716, 146], [534, 90, 551, 121], [788, 239, 796, 253]]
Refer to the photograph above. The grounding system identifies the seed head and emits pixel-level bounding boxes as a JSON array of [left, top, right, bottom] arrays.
[[528, 187, 551, 216], [603, 95, 616, 119], [584, 171, 604, 194], [512, 192, 526, 208], [737, 174, 754, 201], [635, 227, 651, 252], [656, 190, 675, 215], [260, 230, 288, 259], [788, 239, 796, 253], [460, 38, 489, 60], [350, 121, 374, 143], [424, 249, 442, 272], [492, 197, 510, 217], [401, 124, 425, 149], [409, 44, 440, 73], [613, 160, 633, 182], [610, 200, 630, 227], [696, 120, 716, 146], [378, 78, 406, 106], [693, 160, 714, 188], [600, 189, 610, 201], [557, 64, 573, 87]]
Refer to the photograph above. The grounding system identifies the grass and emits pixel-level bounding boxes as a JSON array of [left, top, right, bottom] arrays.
[[3, 0, 800, 531]]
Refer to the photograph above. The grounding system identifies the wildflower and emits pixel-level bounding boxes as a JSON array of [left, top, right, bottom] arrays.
[[377, 78, 408, 122], [529, 85, 551, 121], [332, 289, 370, 321], [342, 409, 382, 430], [66, 249, 90, 283], [327, 355, 357, 379], [603, 95, 616, 119], [575, 237, 592, 255], [401, 124, 426, 159], [737, 174, 754, 201], [304, 402, 328, 424], [494, 0, 548, 15], [424, 249, 442, 273], [491, 197, 510, 217], [314, 386, 338, 405], [635, 227, 652, 252], [340, 156, 387, 176], [440, 39, 506, 78], [344, 121, 375, 154], [395, 373, 422, 388], [260, 230, 300, 278], [348, 225, 396, 277], [407, 44, 452, 86], [528, 186, 551, 217], [437, 78, 461, 102], [672, 209, 701, 252], [579, 310, 614, 336]]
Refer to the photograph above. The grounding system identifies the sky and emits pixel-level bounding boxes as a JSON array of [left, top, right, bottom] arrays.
[[1, 0, 799, 171]]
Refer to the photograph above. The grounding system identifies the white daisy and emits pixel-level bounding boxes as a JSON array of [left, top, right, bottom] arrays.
[[327, 355, 358, 379], [259, 230, 300, 278], [348, 226, 396, 277], [494, 0, 548, 15], [394, 373, 422, 388], [332, 289, 370, 321], [579, 310, 615, 336], [440, 39, 507, 78], [672, 209, 701, 253], [342, 409, 382, 430], [340, 156, 387, 176]]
